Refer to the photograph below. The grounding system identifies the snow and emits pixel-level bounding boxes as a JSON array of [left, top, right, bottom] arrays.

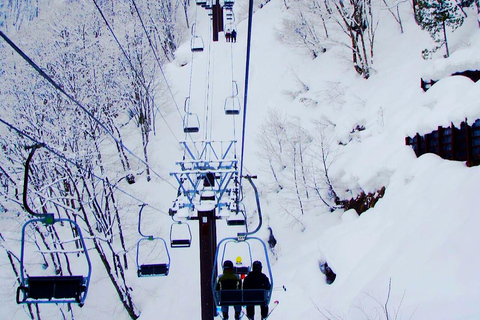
[[2, 0, 480, 319]]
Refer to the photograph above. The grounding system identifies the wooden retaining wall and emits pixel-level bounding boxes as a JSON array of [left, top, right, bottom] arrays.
[[405, 119, 480, 167]]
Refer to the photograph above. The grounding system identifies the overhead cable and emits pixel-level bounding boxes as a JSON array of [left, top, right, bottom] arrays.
[[0, 117, 170, 216], [130, 0, 184, 119], [91, 0, 181, 144], [239, 0, 254, 187], [0, 30, 175, 189]]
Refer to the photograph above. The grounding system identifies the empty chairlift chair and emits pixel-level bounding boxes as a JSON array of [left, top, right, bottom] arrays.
[[190, 23, 204, 52], [224, 81, 241, 115], [183, 113, 200, 133], [136, 204, 171, 277], [191, 36, 204, 52], [17, 218, 92, 306], [226, 202, 247, 226], [224, 96, 241, 115], [183, 97, 200, 133], [17, 145, 92, 306], [170, 220, 192, 248]]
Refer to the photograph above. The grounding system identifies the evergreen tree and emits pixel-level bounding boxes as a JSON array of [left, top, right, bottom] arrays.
[[416, 0, 464, 57]]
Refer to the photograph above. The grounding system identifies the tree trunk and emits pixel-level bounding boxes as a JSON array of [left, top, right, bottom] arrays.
[[443, 20, 449, 57], [476, 0, 480, 28], [292, 143, 304, 215]]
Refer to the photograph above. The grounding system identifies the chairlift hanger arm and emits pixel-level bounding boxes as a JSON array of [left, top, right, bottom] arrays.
[[238, 175, 261, 238], [137, 203, 152, 238], [23, 144, 54, 222]]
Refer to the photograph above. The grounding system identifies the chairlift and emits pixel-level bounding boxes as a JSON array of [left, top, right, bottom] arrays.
[[16, 145, 92, 306], [212, 236, 273, 307], [191, 36, 204, 52], [225, 10, 235, 22], [224, 0, 234, 8], [183, 97, 200, 133], [136, 204, 171, 277], [196, 0, 207, 6], [224, 96, 241, 115], [170, 219, 192, 248], [226, 202, 246, 226], [183, 113, 200, 133], [224, 81, 241, 115]]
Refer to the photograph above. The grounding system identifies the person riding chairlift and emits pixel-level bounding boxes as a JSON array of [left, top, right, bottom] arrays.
[[225, 29, 231, 42], [216, 260, 242, 320], [235, 256, 246, 280], [243, 260, 271, 320]]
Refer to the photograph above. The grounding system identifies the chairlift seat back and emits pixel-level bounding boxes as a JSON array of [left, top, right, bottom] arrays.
[[184, 126, 200, 133], [227, 218, 246, 226], [225, 109, 240, 115], [191, 37, 204, 52], [18, 275, 85, 304], [233, 266, 250, 274], [224, 96, 241, 115], [171, 239, 191, 248], [138, 263, 169, 277], [215, 289, 269, 306]]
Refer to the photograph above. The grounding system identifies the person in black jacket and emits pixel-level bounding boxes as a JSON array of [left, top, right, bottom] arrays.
[[243, 261, 271, 320]]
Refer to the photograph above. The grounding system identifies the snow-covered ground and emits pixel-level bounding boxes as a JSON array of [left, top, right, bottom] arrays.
[[2, 0, 480, 319]]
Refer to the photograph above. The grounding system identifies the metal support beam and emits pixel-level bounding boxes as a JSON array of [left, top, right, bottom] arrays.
[[198, 205, 217, 320], [212, 0, 223, 41]]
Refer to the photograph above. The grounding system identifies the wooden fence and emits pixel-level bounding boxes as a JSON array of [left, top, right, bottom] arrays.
[[421, 69, 480, 92], [405, 119, 480, 167]]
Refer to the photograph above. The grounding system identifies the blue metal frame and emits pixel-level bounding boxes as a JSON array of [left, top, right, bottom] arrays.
[[170, 140, 239, 211], [136, 204, 171, 277], [183, 113, 200, 133], [211, 236, 273, 307], [169, 221, 192, 248], [17, 218, 92, 306], [220, 238, 253, 272], [136, 237, 171, 277]]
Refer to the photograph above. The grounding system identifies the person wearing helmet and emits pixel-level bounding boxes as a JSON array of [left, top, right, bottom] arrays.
[[215, 260, 242, 319], [243, 260, 271, 320], [235, 256, 247, 280]]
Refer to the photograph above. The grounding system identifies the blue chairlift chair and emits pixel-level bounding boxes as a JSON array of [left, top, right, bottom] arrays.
[[16, 145, 92, 306], [212, 236, 273, 307], [136, 204, 171, 277]]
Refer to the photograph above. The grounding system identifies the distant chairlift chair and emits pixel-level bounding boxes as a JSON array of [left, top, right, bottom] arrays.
[[224, 81, 241, 115], [183, 97, 200, 133], [191, 36, 204, 52]]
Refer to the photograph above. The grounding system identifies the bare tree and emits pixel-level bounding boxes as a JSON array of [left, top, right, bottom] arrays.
[[382, 0, 407, 33], [278, 2, 328, 58], [280, 0, 377, 78], [0, 0, 190, 317], [326, 0, 378, 78]]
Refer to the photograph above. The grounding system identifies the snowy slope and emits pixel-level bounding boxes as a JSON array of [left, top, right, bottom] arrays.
[[154, 1, 480, 319]]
